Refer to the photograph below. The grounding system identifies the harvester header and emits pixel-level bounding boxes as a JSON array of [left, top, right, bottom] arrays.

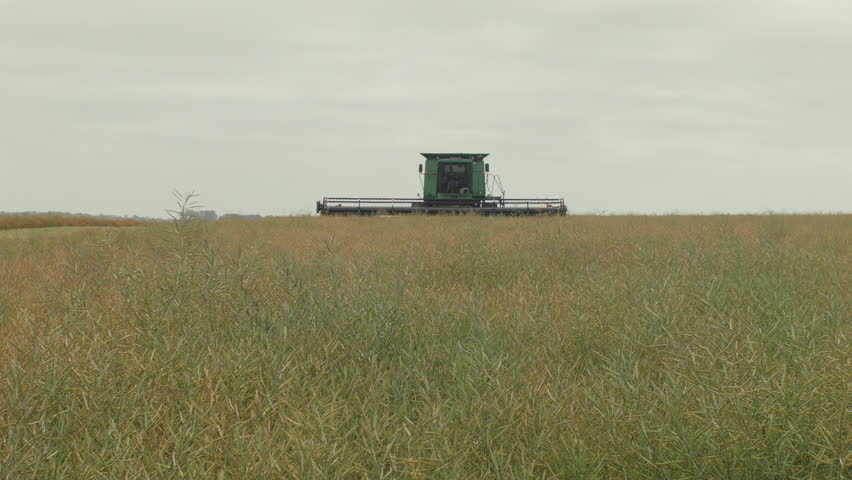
[[316, 153, 566, 215]]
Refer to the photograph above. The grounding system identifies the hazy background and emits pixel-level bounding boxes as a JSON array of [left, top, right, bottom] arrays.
[[2, 0, 850, 216]]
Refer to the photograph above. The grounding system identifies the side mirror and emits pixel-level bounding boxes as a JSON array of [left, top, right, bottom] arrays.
[[418, 164, 423, 173], [485, 163, 490, 173]]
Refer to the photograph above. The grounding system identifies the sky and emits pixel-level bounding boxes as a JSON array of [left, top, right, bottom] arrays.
[[1, 0, 850, 216]]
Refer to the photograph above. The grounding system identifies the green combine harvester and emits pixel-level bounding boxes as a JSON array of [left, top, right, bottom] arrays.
[[317, 153, 567, 215]]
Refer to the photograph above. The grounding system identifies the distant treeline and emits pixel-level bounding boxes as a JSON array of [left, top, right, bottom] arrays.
[[0, 211, 155, 220], [0, 215, 147, 230]]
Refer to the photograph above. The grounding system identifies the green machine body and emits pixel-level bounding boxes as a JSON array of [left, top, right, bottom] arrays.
[[419, 153, 496, 201]]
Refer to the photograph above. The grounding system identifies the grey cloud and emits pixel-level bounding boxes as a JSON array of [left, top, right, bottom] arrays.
[[1, 0, 850, 216]]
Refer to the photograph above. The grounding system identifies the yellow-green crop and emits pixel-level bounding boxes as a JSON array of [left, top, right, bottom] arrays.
[[1, 205, 849, 478]]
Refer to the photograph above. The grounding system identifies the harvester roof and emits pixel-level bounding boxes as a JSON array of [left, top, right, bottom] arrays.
[[420, 153, 489, 161]]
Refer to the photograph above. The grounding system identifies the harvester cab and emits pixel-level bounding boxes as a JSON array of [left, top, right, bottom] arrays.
[[421, 153, 491, 201], [317, 153, 566, 215]]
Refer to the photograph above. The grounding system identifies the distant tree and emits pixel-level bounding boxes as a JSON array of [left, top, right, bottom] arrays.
[[190, 210, 218, 221], [219, 214, 263, 220]]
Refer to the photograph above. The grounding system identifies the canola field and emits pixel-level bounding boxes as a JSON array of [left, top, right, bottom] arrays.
[[0, 212, 848, 479]]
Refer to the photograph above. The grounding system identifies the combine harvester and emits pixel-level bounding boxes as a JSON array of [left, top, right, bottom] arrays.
[[317, 153, 567, 216]]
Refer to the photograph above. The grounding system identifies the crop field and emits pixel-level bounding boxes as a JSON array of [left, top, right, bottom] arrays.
[[0, 211, 848, 478]]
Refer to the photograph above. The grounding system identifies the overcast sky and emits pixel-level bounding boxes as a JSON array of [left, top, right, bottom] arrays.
[[1, 0, 850, 216]]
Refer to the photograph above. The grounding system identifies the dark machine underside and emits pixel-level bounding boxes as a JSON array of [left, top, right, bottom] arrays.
[[317, 197, 568, 216]]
